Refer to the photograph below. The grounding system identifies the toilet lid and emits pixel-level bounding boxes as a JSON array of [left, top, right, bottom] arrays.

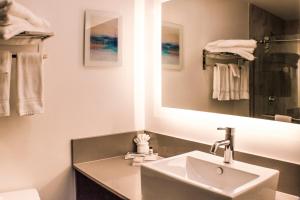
[[0, 189, 40, 200]]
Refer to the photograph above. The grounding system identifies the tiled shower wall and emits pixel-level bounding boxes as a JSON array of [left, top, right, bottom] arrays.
[[249, 4, 299, 121]]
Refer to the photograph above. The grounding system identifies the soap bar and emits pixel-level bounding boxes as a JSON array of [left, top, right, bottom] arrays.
[[144, 154, 158, 161], [133, 157, 144, 163], [124, 152, 145, 160]]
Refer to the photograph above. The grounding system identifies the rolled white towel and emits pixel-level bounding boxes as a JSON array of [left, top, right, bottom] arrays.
[[0, 0, 11, 9], [275, 115, 292, 123], [0, 0, 50, 28], [0, 15, 49, 39], [206, 39, 257, 49], [0, 14, 17, 25]]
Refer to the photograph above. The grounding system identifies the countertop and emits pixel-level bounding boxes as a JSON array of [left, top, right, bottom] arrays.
[[74, 156, 299, 200], [74, 156, 142, 200]]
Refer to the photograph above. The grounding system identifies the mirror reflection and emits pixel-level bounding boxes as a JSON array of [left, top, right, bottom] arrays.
[[162, 0, 300, 124]]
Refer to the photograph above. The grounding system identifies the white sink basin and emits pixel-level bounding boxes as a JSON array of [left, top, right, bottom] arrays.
[[141, 151, 279, 200]]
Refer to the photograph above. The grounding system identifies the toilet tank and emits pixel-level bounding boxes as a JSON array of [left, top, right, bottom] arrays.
[[0, 189, 40, 200]]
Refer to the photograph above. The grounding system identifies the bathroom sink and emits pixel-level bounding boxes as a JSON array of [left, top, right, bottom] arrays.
[[141, 151, 279, 200]]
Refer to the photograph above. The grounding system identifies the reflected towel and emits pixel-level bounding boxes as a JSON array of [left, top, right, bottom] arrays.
[[228, 64, 240, 100], [0, 51, 11, 117], [212, 67, 218, 99], [17, 52, 44, 116], [213, 63, 230, 101], [205, 46, 255, 61], [205, 39, 257, 49], [205, 39, 257, 61], [275, 115, 292, 123], [0, 0, 50, 28], [240, 63, 249, 99]]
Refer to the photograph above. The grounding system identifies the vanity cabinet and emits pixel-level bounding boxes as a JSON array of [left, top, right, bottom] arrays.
[[75, 170, 125, 200]]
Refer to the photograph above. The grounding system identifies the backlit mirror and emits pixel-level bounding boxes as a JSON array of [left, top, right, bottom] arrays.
[[161, 0, 300, 124]]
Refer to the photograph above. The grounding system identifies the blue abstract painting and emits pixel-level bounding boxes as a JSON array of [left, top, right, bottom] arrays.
[[90, 18, 118, 61], [162, 24, 181, 67]]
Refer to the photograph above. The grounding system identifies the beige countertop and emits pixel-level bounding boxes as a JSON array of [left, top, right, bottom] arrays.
[[74, 156, 299, 200], [74, 156, 142, 200]]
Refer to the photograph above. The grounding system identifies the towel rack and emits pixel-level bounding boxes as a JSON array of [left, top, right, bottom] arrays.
[[12, 54, 48, 59], [13, 31, 54, 40], [202, 50, 248, 70], [0, 31, 53, 59]]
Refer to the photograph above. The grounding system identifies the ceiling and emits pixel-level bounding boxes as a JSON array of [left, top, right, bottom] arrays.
[[244, 0, 300, 20]]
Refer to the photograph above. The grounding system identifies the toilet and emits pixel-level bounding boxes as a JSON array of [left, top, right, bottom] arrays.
[[0, 189, 40, 200]]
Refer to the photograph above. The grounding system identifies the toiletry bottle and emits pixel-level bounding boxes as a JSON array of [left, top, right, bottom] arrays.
[[149, 147, 153, 155]]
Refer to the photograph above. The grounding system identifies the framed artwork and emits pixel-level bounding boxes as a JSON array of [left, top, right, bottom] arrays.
[[84, 10, 122, 67], [162, 22, 183, 70]]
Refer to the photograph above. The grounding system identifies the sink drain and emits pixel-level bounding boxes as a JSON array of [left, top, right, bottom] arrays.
[[217, 167, 224, 175]]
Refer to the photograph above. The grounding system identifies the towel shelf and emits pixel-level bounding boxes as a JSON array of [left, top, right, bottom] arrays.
[[202, 50, 249, 70], [0, 31, 53, 59], [13, 31, 54, 40]]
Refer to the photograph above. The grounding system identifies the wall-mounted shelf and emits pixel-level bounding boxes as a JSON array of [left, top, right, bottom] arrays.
[[13, 31, 54, 40], [0, 31, 54, 59], [202, 50, 248, 70]]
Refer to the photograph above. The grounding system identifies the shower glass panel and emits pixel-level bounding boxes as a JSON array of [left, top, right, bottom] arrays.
[[249, 4, 300, 124]]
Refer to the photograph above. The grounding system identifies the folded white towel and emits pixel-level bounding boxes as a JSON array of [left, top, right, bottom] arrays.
[[228, 64, 240, 100], [0, 14, 16, 25], [16, 52, 44, 116], [0, 0, 50, 28], [240, 63, 249, 99], [0, 50, 11, 117], [205, 46, 255, 61], [275, 115, 292, 123], [0, 16, 48, 39], [206, 39, 257, 49], [213, 63, 230, 101]]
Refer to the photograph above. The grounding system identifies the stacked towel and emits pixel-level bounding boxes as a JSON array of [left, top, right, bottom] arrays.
[[205, 40, 257, 61], [0, 50, 11, 116], [0, 0, 50, 40], [17, 52, 44, 116]]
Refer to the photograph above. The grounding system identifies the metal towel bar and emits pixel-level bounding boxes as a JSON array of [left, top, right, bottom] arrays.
[[12, 54, 48, 59]]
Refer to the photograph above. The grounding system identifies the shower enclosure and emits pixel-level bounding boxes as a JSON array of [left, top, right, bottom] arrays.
[[250, 4, 300, 123]]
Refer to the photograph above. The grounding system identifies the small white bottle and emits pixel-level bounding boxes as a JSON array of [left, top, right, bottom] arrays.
[[149, 147, 153, 155]]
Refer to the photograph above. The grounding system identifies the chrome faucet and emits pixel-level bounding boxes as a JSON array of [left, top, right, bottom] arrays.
[[210, 127, 234, 164]]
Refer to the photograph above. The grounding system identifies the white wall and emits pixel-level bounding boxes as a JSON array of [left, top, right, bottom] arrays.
[[162, 0, 250, 116], [0, 0, 139, 199], [145, 0, 300, 165]]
